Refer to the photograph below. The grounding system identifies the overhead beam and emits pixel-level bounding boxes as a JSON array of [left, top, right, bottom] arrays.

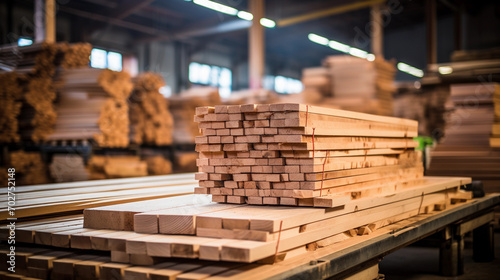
[[277, 0, 385, 27], [58, 6, 169, 37], [138, 19, 251, 43], [111, 0, 155, 19]]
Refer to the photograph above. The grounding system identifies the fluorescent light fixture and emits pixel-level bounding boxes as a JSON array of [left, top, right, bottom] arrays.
[[18, 38, 33, 46], [328, 40, 350, 53], [397, 62, 424, 78], [438, 66, 453, 75], [366, 54, 375, 61], [260, 18, 276, 28], [193, 0, 238, 15], [349, 47, 368, 59], [237, 11, 253, 21], [308, 33, 329, 46]]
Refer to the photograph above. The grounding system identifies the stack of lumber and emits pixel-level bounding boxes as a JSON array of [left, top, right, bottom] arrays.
[[87, 156, 148, 180], [169, 87, 220, 144], [49, 154, 89, 182], [173, 151, 199, 173], [301, 56, 396, 116], [0, 173, 196, 220], [145, 155, 173, 175], [6, 192, 493, 280], [7, 150, 50, 185], [0, 42, 92, 143], [394, 83, 449, 137], [75, 176, 471, 265], [130, 72, 174, 146], [224, 88, 279, 105], [427, 83, 500, 193], [0, 71, 24, 142], [50, 68, 133, 147], [193, 103, 423, 206]]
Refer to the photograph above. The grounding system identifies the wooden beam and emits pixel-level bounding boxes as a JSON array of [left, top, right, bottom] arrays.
[[45, 0, 55, 43], [370, 3, 383, 58], [277, 0, 385, 27], [426, 0, 437, 68], [249, 0, 265, 89]]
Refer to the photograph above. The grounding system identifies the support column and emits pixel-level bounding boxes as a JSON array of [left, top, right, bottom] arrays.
[[45, 0, 55, 43], [473, 223, 495, 262], [370, 3, 383, 58], [249, 0, 264, 89], [34, 0, 56, 43], [425, 0, 437, 68], [34, 0, 45, 43]]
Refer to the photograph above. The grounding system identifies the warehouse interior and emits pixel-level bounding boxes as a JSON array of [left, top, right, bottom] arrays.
[[1, 0, 500, 279]]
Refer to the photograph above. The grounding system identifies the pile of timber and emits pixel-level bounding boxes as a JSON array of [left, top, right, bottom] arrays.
[[193, 103, 423, 206], [50, 68, 133, 147], [145, 155, 173, 175], [130, 72, 174, 146], [0, 71, 24, 142], [427, 83, 500, 193], [77, 176, 471, 264], [169, 86, 220, 144], [87, 156, 148, 180], [9, 150, 50, 185], [301, 55, 396, 116], [0, 173, 196, 220], [0, 42, 92, 143], [49, 154, 89, 182], [173, 150, 199, 173], [224, 88, 279, 105], [6, 193, 494, 280]]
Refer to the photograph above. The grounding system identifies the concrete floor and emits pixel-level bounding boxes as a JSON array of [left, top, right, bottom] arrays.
[[379, 232, 500, 280]]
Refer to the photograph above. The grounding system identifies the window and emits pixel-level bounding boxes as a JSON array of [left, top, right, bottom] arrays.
[[18, 38, 33, 46], [91, 48, 122, 71], [265, 75, 303, 94], [189, 62, 232, 98]]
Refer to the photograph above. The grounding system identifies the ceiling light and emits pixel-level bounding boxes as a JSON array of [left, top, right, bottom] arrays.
[[308, 33, 329, 46], [237, 11, 253, 21], [397, 62, 424, 78], [260, 18, 276, 28], [349, 47, 368, 59], [193, 0, 238, 16], [328, 40, 350, 53], [438, 66, 453, 75]]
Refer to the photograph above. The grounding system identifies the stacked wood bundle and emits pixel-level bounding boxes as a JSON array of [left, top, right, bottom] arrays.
[[0, 71, 24, 142], [170, 87, 220, 144], [224, 88, 279, 105], [6, 192, 493, 280], [301, 56, 396, 116], [49, 154, 89, 182], [87, 155, 148, 180], [9, 150, 50, 185], [394, 83, 449, 137], [145, 155, 173, 175], [0, 173, 196, 220], [0, 42, 92, 143], [193, 103, 423, 206], [50, 68, 132, 147], [130, 72, 174, 146], [427, 83, 500, 193], [76, 176, 471, 264], [173, 151, 199, 173]]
